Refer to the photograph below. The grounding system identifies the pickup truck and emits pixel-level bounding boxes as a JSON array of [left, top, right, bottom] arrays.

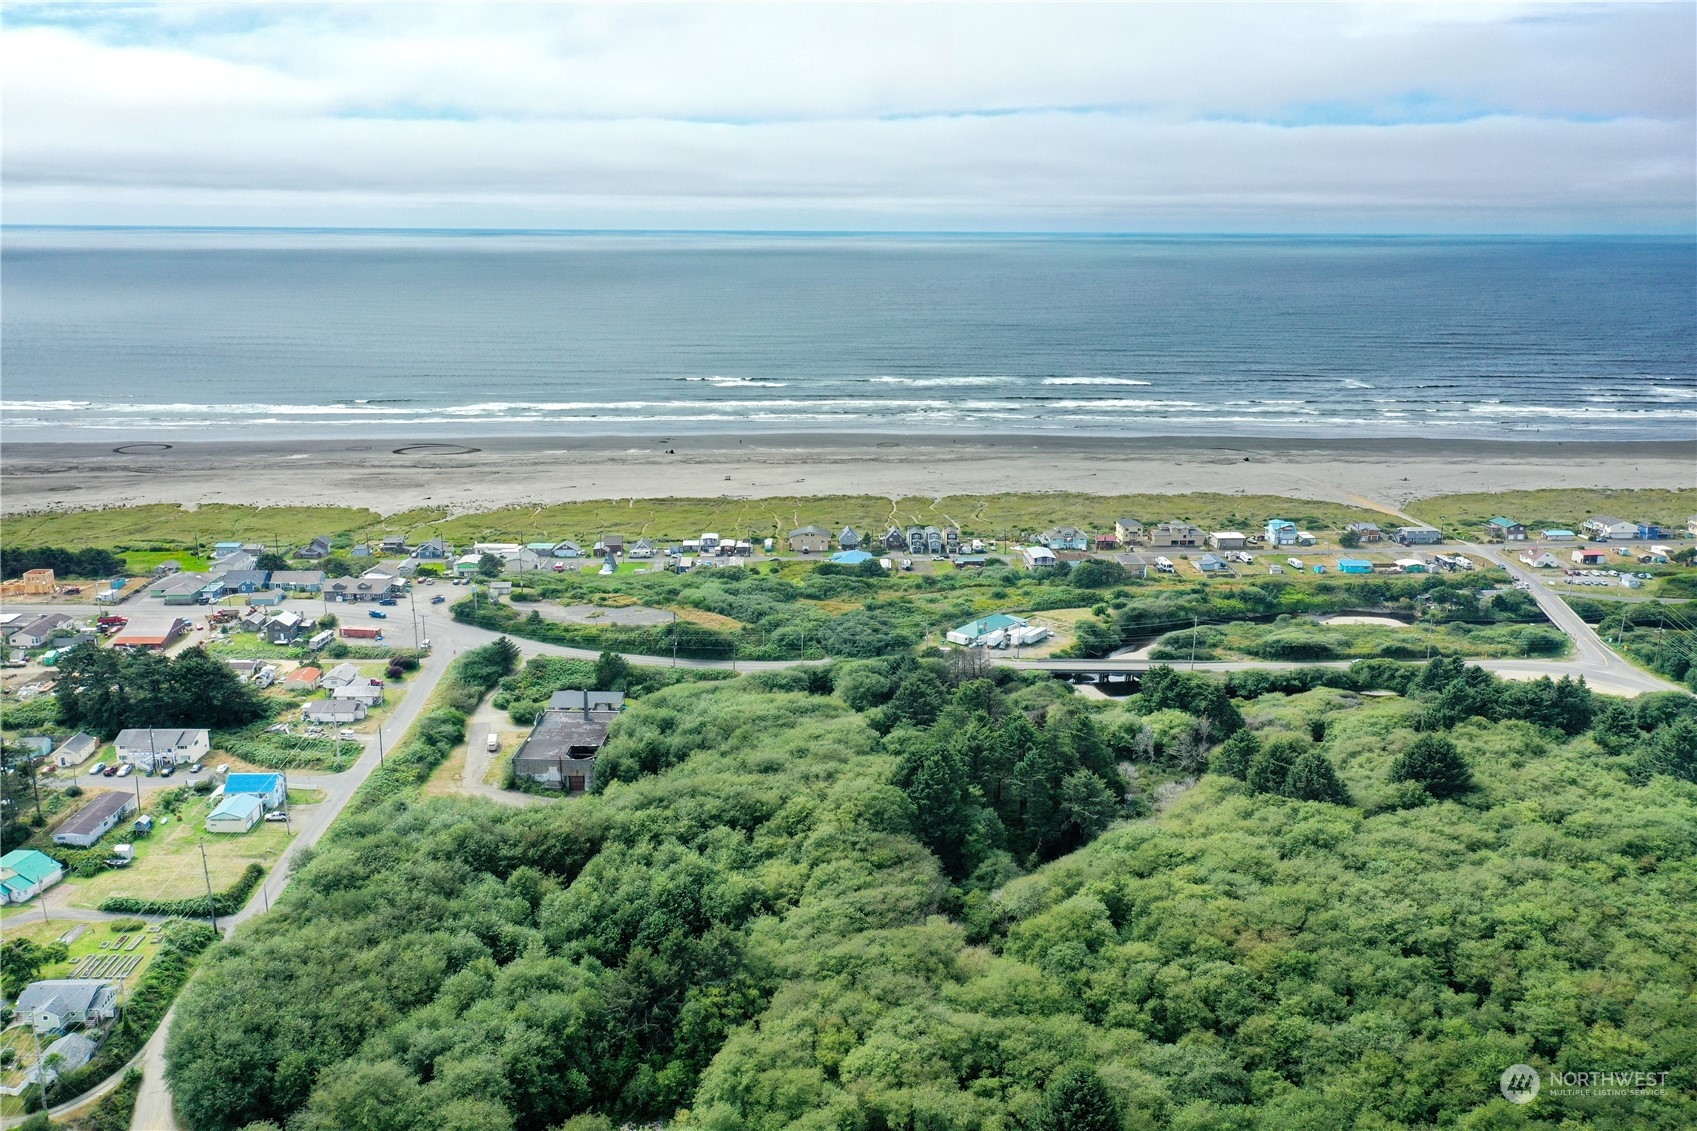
[[378, 597, 398, 606], [368, 610, 387, 619]]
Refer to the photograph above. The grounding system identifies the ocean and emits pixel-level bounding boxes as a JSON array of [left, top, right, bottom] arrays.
[[2, 229, 1692, 441]]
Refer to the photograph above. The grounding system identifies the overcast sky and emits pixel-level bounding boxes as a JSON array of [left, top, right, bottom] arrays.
[[3, 2, 1693, 232]]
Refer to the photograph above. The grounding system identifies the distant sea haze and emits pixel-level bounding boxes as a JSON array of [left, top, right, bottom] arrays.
[[2, 229, 1692, 441]]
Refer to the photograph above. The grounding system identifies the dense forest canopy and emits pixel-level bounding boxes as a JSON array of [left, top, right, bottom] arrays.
[[54, 642, 271, 737], [167, 660, 1697, 1131]]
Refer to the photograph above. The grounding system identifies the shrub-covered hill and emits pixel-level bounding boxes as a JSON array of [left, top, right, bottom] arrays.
[[166, 667, 1697, 1131]]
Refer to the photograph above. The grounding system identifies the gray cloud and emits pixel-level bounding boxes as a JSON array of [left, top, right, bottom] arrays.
[[2, 3, 1692, 230]]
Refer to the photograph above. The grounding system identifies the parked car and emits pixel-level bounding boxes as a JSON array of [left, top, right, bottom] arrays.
[[102, 764, 119, 777], [264, 811, 289, 823], [368, 611, 387, 619], [159, 763, 175, 777], [115, 764, 133, 778], [430, 595, 446, 604], [189, 763, 203, 774], [378, 598, 398, 606], [89, 762, 108, 777]]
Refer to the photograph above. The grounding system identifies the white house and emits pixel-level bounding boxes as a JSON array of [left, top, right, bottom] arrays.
[[1582, 516, 1638, 541], [332, 679, 385, 706], [13, 980, 119, 1033], [303, 699, 367, 724], [1209, 532, 1247, 550], [1519, 549, 1561, 569], [113, 728, 209, 771], [321, 662, 363, 687], [206, 793, 264, 834], [53, 733, 100, 768], [1021, 545, 1058, 569], [0, 850, 64, 904]]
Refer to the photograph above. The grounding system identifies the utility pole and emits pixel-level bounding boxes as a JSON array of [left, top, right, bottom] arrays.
[[1190, 616, 1198, 671], [199, 842, 218, 933], [377, 726, 385, 766]]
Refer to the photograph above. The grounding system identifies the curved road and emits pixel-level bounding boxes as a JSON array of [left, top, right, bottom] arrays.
[[0, 574, 1667, 1131]]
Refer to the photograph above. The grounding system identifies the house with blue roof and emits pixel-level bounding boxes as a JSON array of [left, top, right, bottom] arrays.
[[1336, 558, 1374, 574], [830, 550, 874, 565], [207, 794, 264, 834], [223, 772, 285, 810], [1265, 519, 1298, 546], [0, 849, 64, 904]]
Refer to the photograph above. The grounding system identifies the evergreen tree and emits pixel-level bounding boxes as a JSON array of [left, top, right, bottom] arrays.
[[1036, 1065, 1121, 1131], [887, 671, 946, 728], [1639, 717, 1697, 784], [1390, 734, 1473, 798], [897, 742, 978, 878], [593, 651, 631, 692], [1211, 729, 1260, 781], [1284, 750, 1350, 805], [1246, 734, 1306, 795]]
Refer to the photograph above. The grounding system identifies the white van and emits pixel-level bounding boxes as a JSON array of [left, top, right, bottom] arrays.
[[486, 733, 500, 753]]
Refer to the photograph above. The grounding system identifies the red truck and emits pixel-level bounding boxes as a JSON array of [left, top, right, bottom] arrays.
[[339, 626, 382, 640], [97, 616, 129, 634]]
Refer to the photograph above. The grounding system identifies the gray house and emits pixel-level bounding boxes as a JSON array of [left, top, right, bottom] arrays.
[[513, 708, 615, 794], [13, 980, 119, 1033], [838, 526, 861, 550], [53, 793, 139, 848], [883, 526, 907, 551]]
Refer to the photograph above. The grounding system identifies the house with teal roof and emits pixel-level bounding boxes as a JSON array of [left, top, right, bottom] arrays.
[[0, 849, 64, 904], [1486, 517, 1527, 541]]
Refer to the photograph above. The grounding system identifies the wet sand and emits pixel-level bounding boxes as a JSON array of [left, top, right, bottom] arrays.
[[2, 433, 1692, 516]]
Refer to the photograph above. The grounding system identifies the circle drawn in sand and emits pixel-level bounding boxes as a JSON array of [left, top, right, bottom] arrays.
[[112, 443, 173, 455], [393, 443, 482, 456]]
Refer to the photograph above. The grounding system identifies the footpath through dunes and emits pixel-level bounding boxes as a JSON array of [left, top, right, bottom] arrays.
[[153, 657, 1697, 1131]]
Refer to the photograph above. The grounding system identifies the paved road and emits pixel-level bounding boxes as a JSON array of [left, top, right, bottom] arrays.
[[1461, 541, 1683, 696], [123, 624, 457, 1131], [6, 562, 1679, 1130], [459, 697, 543, 808]]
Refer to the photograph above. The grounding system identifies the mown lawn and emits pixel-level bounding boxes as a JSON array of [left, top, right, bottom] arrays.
[[61, 794, 292, 911]]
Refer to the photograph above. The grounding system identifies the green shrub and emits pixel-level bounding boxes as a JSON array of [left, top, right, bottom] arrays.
[[100, 863, 264, 917]]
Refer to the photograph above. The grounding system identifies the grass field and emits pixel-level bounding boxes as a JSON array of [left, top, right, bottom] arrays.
[[4, 493, 1395, 552], [60, 793, 292, 911], [118, 550, 211, 573], [1405, 488, 1697, 538], [0, 917, 166, 998]]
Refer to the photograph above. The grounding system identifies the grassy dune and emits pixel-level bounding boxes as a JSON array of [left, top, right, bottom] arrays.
[[4, 492, 1390, 550], [1405, 488, 1697, 537]]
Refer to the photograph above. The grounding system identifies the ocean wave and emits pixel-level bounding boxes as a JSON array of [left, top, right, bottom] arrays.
[[1041, 377, 1153, 386], [683, 376, 790, 388], [867, 376, 1003, 386]]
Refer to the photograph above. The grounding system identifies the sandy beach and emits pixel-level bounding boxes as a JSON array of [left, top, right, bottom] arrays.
[[2, 434, 1691, 516]]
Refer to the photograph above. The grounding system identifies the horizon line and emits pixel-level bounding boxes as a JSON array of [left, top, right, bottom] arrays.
[[4, 224, 1691, 240]]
